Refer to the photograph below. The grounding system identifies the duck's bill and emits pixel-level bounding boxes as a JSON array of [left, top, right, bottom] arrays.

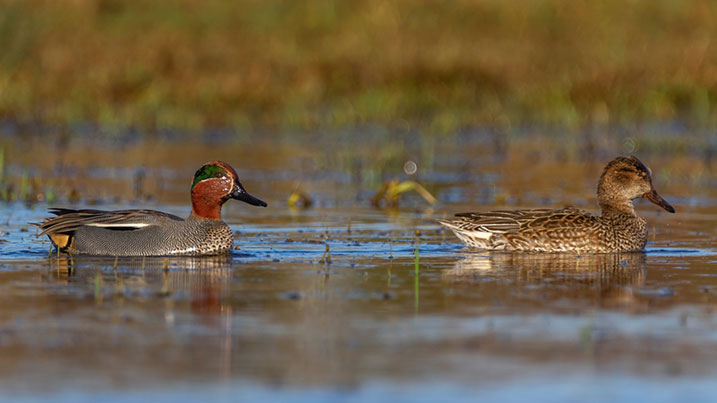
[[231, 185, 268, 207], [643, 189, 675, 213]]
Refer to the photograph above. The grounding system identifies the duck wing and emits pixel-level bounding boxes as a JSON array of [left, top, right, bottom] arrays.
[[441, 207, 598, 236], [442, 208, 559, 233], [36, 208, 183, 236]]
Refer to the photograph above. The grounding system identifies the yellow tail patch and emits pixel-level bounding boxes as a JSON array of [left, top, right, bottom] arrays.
[[50, 234, 74, 250]]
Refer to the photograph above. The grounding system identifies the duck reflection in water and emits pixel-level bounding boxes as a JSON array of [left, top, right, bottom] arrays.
[[47, 255, 235, 315], [442, 252, 647, 308]]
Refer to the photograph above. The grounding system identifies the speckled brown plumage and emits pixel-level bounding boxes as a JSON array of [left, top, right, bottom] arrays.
[[440, 156, 675, 253], [35, 161, 267, 256]]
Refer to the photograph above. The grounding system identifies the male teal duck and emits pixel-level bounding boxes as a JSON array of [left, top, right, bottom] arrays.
[[440, 156, 675, 252], [36, 161, 267, 256]]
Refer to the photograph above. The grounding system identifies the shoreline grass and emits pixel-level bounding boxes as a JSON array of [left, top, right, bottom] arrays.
[[0, 0, 715, 133]]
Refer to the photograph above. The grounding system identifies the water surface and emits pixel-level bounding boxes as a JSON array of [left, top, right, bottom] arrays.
[[0, 129, 715, 401]]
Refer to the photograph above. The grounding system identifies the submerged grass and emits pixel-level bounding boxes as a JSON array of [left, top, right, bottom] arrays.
[[0, 145, 53, 204], [0, 0, 715, 133], [414, 231, 420, 312], [372, 179, 437, 208]]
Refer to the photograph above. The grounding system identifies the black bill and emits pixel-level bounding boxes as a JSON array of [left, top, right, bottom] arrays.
[[230, 182, 267, 207]]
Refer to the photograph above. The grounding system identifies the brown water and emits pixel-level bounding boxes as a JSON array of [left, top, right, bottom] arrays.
[[0, 128, 715, 401]]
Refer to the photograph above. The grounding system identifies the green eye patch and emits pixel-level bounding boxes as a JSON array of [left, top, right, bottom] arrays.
[[192, 164, 228, 189]]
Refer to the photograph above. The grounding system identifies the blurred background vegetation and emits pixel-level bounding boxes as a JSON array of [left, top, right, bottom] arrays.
[[0, 0, 715, 134]]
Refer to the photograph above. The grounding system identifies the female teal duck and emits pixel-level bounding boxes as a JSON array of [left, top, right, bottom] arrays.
[[36, 161, 267, 256], [440, 156, 675, 252]]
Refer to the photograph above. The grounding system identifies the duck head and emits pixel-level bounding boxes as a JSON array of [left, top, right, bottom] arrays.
[[597, 156, 674, 214], [191, 161, 267, 220]]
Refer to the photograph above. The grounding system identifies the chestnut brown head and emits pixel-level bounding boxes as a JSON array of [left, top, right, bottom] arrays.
[[191, 161, 267, 219]]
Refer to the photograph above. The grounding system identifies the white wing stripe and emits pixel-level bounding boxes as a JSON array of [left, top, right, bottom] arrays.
[[466, 230, 492, 240], [85, 223, 151, 228]]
